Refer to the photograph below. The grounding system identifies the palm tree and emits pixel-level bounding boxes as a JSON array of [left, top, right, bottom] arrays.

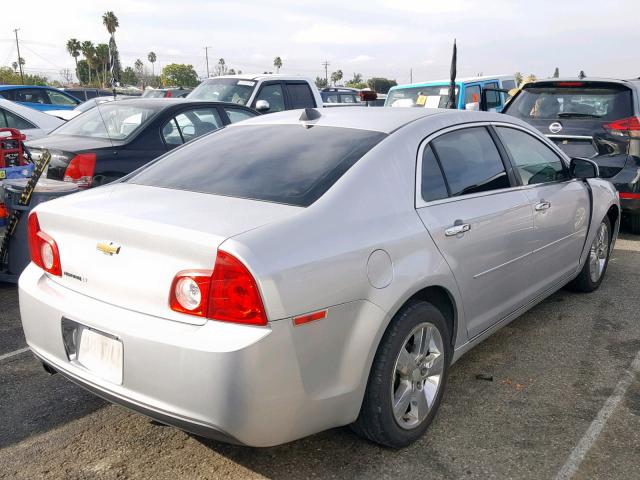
[[273, 56, 283, 73], [11, 61, 18, 73], [103, 11, 121, 84], [147, 51, 157, 76], [80, 41, 95, 85], [66, 38, 81, 83], [95, 44, 110, 86], [330, 70, 343, 86], [102, 11, 119, 35]]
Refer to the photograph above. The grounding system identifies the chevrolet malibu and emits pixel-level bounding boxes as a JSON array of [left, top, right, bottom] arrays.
[[19, 108, 619, 448]]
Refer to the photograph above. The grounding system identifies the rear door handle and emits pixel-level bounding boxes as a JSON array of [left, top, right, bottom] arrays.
[[445, 223, 471, 237], [535, 201, 551, 211]]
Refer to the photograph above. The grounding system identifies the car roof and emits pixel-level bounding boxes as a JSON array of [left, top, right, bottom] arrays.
[[225, 107, 512, 134], [0, 84, 61, 91], [523, 77, 638, 86], [0, 98, 64, 129], [105, 97, 256, 110], [391, 75, 515, 90], [204, 74, 313, 82]]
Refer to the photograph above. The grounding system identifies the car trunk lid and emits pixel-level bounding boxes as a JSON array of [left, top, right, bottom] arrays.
[[34, 183, 302, 324]]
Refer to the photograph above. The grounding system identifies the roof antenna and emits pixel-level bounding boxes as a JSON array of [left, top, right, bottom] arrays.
[[299, 108, 321, 122]]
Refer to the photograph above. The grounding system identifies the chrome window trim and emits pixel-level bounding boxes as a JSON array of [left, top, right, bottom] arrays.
[[415, 121, 577, 209], [546, 134, 594, 140]]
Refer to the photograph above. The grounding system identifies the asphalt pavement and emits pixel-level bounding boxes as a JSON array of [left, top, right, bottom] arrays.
[[0, 231, 639, 480]]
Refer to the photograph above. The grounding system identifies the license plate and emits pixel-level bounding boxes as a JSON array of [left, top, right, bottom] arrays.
[[77, 328, 123, 384]]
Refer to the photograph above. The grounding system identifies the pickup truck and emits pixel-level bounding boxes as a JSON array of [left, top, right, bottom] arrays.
[[188, 74, 323, 114]]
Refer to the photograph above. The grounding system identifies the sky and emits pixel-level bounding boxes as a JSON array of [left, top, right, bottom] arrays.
[[3, 0, 640, 85]]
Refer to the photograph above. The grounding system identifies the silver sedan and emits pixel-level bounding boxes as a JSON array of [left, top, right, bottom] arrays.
[[19, 107, 619, 447]]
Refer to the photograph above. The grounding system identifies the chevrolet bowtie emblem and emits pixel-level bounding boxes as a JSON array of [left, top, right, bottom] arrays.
[[96, 241, 121, 256]]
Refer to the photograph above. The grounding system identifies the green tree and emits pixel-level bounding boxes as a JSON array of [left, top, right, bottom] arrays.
[[315, 76, 328, 89], [11, 61, 18, 72], [77, 59, 90, 84], [553, 67, 560, 78], [524, 73, 537, 85], [103, 11, 121, 84], [273, 56, 283, 73], [95, 43, 110, 86], [0, 66, 47, 85], [578, 70, 586, 79], [345, 72, 366, 89], [147, 51, 157, 76], [120, 66, 137, 86], [366, 77, 397, 93], [214, 58, 228, 76], [514, 72, 523, 87], [160, 63, 199, 87], [80, 40, 95, 85], [330, 70, 343, 86], [66, 38, 81, 83]]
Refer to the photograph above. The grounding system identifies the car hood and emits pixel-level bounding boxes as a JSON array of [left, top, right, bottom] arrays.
[[25, 134, 121, 152]]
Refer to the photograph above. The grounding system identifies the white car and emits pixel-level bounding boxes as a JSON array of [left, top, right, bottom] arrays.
[[0, 99, 64, 140]]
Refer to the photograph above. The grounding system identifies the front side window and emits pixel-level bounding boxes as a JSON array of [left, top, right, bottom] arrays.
[[386, 85, 459, 108], [496, 127, 568, 185], [224, 107, 256, 123], [431, 127, 510, 196], [53, 103, 158, 140], [324, 94, 339, 103], [15, 89, 49, 104], [47, 90, 78, 106], [254, 83, 285, 112], [421, 145, 448, 202], [286, 83, 316, 108], [464, 85, 481, 107], [129, 125, 386, 207]]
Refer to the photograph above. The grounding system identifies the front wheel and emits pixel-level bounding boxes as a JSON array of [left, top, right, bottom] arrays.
[[567, 215, 611, 293], [351, 301, 451, 448]]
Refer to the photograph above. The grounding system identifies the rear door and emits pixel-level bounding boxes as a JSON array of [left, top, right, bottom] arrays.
[[284, 81, 317, 109], [494, 125, 589, 293], [416, 125, 534, 338]]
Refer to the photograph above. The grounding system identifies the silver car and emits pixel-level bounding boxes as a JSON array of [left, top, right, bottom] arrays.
[[0, 98, 64, 140], [19, 107, 619, 448]]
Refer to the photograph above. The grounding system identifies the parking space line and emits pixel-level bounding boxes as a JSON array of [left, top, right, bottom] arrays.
[[0, 347, 30, 362], [555, 350, 640, 480]]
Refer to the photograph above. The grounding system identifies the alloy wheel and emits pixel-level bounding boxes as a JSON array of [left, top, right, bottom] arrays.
[[589, 221, 609, 283]]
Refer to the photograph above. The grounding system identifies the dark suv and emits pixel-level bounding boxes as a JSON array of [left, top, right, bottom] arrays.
[[503, 78, 640, 232]]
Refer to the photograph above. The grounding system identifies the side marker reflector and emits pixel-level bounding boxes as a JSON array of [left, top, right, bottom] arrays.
[[293, 310, 327, 326]]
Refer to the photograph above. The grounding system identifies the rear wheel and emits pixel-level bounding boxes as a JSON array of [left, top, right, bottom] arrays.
[[352, 301, 451, 448], [567, 215, 611, 292]]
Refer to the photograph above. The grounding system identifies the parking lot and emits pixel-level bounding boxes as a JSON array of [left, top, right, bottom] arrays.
[[0, 230, 636, 480]]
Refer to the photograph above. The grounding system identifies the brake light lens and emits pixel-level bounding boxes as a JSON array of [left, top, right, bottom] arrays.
[[619, 192, 640, 200], [27, 213, 62, 276], [63, 153, 96, 188], [554, 82, 584, 87], [164, 90, 173, 98], [169, 251, 267, 326], [603, 117, 640, 137]]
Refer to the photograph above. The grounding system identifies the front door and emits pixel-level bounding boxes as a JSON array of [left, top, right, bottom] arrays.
[[416, 126, 534, 338], [494, 125, 589, 294]]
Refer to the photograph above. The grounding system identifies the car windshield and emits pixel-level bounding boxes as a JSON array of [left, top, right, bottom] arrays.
[[128, 124, 387, 207], [505, 85, 633, 120], [386, 85, 459, 108], [188, 78, 256, 105], [52, 103, 158, 140]]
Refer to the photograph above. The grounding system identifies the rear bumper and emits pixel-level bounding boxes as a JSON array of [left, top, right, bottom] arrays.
[[19, 264, 384, 446]]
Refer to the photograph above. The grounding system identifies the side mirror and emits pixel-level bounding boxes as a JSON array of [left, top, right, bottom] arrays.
[[570, 157, 599, 179], [255, 100, 270, 112], [465, 102, 480, 111]]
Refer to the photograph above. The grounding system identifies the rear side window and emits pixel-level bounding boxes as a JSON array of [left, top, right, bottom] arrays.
[[496, 127, 568, 185], [130, 125, 386, 207], [484, 82, 501, 109], [0, 108, 36, 130], [162, 108, 222, 146], [501, 79, 516, 91], [286, 83, 316, 108], [421, 145, 448, 202], [464, 85, 480, 107], [431, 127, 510, 196], [224, 107, 256, 123], [505, 84, 632, 120]]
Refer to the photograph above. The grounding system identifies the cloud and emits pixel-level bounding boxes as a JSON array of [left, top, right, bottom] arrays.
[[291, 23, 398, 45], [348, 55, 374, 63]]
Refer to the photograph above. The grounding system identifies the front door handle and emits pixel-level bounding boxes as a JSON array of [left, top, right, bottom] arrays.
[[535, 201, 551, 211], [445, 223, 471, 237]]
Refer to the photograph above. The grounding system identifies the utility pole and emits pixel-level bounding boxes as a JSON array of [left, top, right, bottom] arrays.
[[13, 28, 24, 84], [322, 60, 330, 85], [410, 68, 412, 83], [204, 46, 211, 78]]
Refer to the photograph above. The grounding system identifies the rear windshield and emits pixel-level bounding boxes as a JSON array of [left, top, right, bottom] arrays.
[[128, 125, 386, 207], [505, 84, 633, 121], [386, 85, 459, 108]]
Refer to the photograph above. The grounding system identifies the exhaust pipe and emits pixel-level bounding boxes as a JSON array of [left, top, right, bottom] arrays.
[[41, 362, 58, 375]]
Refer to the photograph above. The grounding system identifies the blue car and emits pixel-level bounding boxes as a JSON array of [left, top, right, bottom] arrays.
[[0, 85, 81, 112], [385, 75, 517, 112]]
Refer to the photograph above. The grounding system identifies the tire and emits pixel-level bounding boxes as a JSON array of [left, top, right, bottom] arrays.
[[630, 213, 640, 235], [351, 301, 451, 448], [567, 215, 612, 293]]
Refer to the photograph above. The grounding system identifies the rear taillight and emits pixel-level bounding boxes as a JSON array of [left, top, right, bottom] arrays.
[[63, 153, 96, 188], [603, 117, 640, 138], [619, 192, 640, 200], [164, 91, 172, 98], [27, 212, 62, 276], [169, 251, 267, 326], [0, 203, 7, 226]]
